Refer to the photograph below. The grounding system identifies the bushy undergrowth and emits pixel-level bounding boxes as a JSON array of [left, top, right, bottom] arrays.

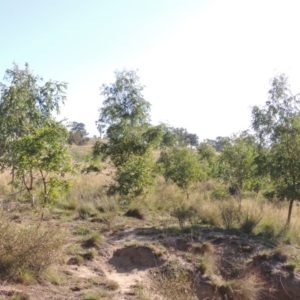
[[171, 204, 199, 229], [0, 214, 64, 281]]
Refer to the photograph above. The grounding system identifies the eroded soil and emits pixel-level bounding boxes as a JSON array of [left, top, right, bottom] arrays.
[[1, 210, 300, 300]]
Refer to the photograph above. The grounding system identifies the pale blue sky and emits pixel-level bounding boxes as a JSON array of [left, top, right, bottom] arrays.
[[1, 0, 300, 140]]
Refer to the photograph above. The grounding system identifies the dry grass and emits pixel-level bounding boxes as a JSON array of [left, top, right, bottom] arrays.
[[0, 214, 65, 281], [151, 260, 198, 300], [217, 273, 265, 300]]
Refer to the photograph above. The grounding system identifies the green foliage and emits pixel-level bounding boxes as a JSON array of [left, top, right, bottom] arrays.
[[0, 64, 73, 205], [252, 74, 300, 225], [210, 183, 230, 200], [97, 69, 150, 128], [68, 121, 90, 145], [0, 63, 67, 142], [204, 136, 230, 152], [198, 142, 217, 177], [108, 152, 158, 199], [84, 232, 103, 247], [173, 127, 199, 147], [159, 124, 179, 148], [95, 70, 163, 198], [158, 147, 206, 199], [218, 132, 257, 203]]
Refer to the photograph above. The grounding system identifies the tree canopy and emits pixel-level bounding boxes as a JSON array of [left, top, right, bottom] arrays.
[[95, 70, 162, 199], [252, 74, 300, 225], [0, 64, 72, 205]]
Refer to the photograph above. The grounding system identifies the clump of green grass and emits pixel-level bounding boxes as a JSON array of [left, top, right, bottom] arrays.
[[83, 248, 97, 261], [83, 232, 103, 247], [68, 255, 84, 265], [81, 289, 111, 300], [41, 267, 67, 285], [73, 225, 91, 236], [239, 209, 262, 234]]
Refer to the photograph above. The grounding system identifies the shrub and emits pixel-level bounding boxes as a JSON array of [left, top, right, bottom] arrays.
[[219, 201, 240, 229], [210, 184, 230, 200], [171, 205, 199, 229], [0, 215, 64, 280], [200, 205, 222, 227], [239, 210, 262, 234]]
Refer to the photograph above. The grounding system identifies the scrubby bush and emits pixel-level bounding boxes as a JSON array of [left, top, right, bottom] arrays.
[[171, 204, 199, 229], [219, 201, 240, 229], [210, 184, 230, 200], [0, 215, 64, 280], [199, 205, 222, 227]]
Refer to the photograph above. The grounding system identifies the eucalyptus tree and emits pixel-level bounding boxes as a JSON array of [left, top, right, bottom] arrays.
[[217, 131, 257, 206], [95, 70, 163, 199], [198, 142, 217, 178], [68, 121, 89, 145], [158, 147, 206, 199], [252, 74, 300, 225], [0, 64, 72, 205]]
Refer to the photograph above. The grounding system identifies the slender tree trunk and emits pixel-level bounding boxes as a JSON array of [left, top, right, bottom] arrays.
[[186, 189, 189, 200], [39, 169, 48, 204], [237, 187, 242, 211], [286, 199, 294, 227], [31, 195, 35, 207]]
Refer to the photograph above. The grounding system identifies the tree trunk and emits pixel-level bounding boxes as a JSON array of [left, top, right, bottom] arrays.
[[186, 189, 189, 200], [237, 187, 242, 211], [286, 199, 294, 227]]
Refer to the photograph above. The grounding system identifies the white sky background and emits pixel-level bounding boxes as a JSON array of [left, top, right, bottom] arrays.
[[1, 0, 300, 141], [129, 0, 300, 141]]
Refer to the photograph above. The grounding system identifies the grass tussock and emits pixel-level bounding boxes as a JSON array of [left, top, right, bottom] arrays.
[[218, 274, 265, 300], [83, 232, 103, 247], [151, 260, 198, 300]]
